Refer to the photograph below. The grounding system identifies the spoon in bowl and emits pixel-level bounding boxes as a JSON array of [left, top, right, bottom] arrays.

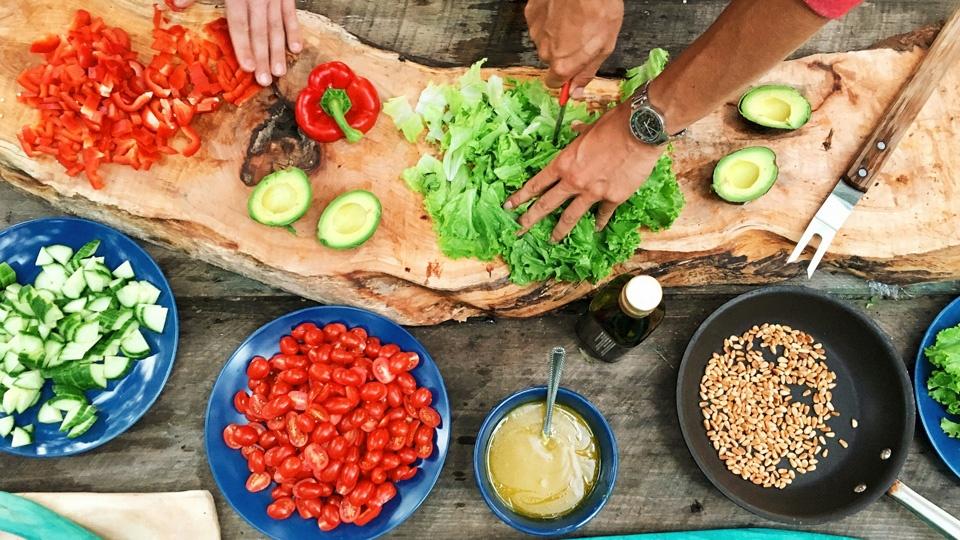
[[542, 346, 567, 438]]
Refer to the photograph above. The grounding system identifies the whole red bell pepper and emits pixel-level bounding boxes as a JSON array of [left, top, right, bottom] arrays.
[[295, 61, 380, 143]]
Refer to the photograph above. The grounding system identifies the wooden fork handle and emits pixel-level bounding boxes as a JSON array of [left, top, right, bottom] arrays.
[[843, 6, 960, 192]]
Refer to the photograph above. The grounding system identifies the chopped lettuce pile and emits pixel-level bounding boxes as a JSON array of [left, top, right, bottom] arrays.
[[925, 324, 960, 439], [384, 49, 683, 284]]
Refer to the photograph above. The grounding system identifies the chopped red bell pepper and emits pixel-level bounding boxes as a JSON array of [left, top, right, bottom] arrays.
[[30, 35, 61, 54], [295, 62, 381, 143]]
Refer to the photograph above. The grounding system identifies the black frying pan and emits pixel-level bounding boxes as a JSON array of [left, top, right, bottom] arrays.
[[676, 286, 960, 535]]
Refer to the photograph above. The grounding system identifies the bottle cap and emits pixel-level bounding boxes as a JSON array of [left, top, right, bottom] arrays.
[[619, 275, 662, 318]]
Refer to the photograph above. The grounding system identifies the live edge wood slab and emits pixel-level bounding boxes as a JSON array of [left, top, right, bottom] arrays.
[[0, 0, 958, 325]]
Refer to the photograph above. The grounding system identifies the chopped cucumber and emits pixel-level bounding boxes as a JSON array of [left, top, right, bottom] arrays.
[[66, 413, 97, 438], [60, 403, 95, 431], [14, 370, 44, 390], [103, 355, 133, 379], [73, 321, 101, 344], [62, 298, 87, 313], [48, 395, 86, 412], [69, 241, 100, 265], [137, 281, 162, 305], [87, 296, 114, 312], [112, 261, 135, 280], [60, 341, 96, 362], [135, 304, 168, 333], [116, 283, 140, 308], [35, 247, 54, 266], [45, 245, 73, 265], [61, 269, 86, 300], [0, 416, 13, 437], [34, 264, 68, 293], [1, 389, 17, 414], [37, 402, 64, 424], [0, 263, 17, 289], [120, 330, 150, 359], [84, 269, 112, 293], [10, 425, 33, 447]]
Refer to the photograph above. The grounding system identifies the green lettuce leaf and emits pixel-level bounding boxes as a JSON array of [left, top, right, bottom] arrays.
[[383, 96, 424, 142], [925, 324, 960, 437], [388, 55, 683, 284], [620, 48, 670, 101]]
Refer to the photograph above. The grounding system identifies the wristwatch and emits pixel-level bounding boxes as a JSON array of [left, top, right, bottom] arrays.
[[629, 82, 682, 145]]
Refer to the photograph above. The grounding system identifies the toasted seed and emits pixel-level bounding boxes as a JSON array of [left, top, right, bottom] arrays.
[[851, 418, 858, 429], [839, 439, 848, 448]]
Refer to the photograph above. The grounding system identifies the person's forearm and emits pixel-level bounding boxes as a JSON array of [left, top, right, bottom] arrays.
[[648, 0, 828, 134]]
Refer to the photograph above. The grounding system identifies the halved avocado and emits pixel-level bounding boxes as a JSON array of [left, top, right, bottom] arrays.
[[317, 190, 382, 249], [712, 146, 779, 204], [738, 85, 811, 130], [248, 167, 312, 226]]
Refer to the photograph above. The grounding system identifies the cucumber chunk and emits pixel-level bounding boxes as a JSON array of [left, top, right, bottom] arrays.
[[136, 305, 168, 333], [10, 425, 33, 447], [66, 413, 97, 439], [45, 245, 74, 265], [35, 247, 54, 266], [112, 261, 135, 280], [61, 269, 87, 300], [14, 370, 44, 390], [116, 283, 141, 308], [103, 355, 133, 379], [37, 402, 64, 424], [34, 264, 68, 293], [0, 416, 13, 437], [137, 281, 162, 305], [120, 330, 151, 359], [0, 262, 17, 289]]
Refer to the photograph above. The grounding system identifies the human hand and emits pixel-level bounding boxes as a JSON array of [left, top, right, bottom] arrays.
[[525, 0, 623, 97], [173, 0, 302, 87], [503, 103, 662, 241]]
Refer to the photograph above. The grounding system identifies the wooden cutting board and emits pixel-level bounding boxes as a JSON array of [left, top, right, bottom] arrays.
[[0, 0, 957, 325]]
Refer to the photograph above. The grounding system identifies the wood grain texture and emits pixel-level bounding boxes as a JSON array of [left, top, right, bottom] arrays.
[[2, 1, 960, 325], [843, 6, 960, 192]]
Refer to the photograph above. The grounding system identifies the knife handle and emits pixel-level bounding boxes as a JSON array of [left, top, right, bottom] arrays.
[[843, 6, 960, 192]]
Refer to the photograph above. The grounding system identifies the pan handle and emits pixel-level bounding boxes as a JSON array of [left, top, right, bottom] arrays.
[[888, 480, 960, 538]]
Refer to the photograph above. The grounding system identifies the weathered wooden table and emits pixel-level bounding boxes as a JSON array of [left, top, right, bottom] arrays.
[[2, 1, 960, 539]]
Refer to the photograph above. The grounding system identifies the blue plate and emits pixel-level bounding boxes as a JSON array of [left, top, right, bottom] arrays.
[[205, 306, 450, 540], [915, 295, 960, 480], [0, 217, 179, 457]]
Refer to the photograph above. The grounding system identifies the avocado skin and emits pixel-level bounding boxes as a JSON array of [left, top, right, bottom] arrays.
[[712, 146, 779, 204], [738, 85, 812, 130], [317, 190, 382, 250], [247, 167, 313, 227]]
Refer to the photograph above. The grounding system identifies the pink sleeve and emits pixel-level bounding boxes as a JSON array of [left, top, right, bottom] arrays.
[[802, 0, 861, 18]]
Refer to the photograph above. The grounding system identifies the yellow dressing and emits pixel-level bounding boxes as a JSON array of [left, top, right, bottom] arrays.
[[486, 402, 599, 519]]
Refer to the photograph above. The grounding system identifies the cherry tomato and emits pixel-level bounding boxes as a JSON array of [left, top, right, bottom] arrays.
[[405, 419, 421, 448], [296, 414, 316, 433], [390, 465, 416, 482], [395, 372, 417, 395], [279, 455, 303, 478], [366, 428, 389, 451], [318, 502, 341, 531], [279, 368, 308, 385], [364, 401, 387, 420], [247, 449, 266, 473], [411, 387, 433, 408], [271, 484, 292, 500], [323, 323, 347, 341], [364, 338, 381, 359], [269, 380, 293, 399], [304, 329, 324, 347], [379, 344, 400, 358], [399, 352, 420, 371], [279, 335, 300, 355], [300, 497, 324, 519], [294, 479, 323, 499], [403, 396, 418, 419], [354, 504, 382, 526], [359, 381, 387, 402], [234, 425, 259, 447], [320, 460, 343, 483], [359, 449, 383, 471], [325, 397, 355, 415], [233, 391, 249, 413], [340, 332, 362, 350], [332, 367, 362, 387], [266, 497, 296, 520], [246, 357, 270, 379], [264, 446, 293, 467], [267, 417, 285, 432], [311, 421, 337, 445], [339, 498, 360, 524], [328, 436, 349, 460], [330, 349, 354, 364], [416, 441, 434, 459], [389, 419, 411, 438], [350, 327, 368, 341], [303, 443, 330, 472], [291, 322, 313, 341], [388, 355, 409, 374], [287, 413, 309, 448], [380, 452, 401, 470], [414, 425, 434, 447], [345, 445, 361, 464], [246, 472, 271, 492], [350, 365, 369, 385], [348, 480, 374, 506], [308, 362, 333, 382], [336, 462, 360, 495], [372, 357, 395, 384], [385, 386, 403, 410], [397, 447, 418, 465], [259, 430, 279, 450], [419, 407, 441, 428], [372, 482, 397, 506], [370, 467, 388, 484], [247, 394, 267, 418], [263, 395, 293, 419], [222, 424, 242, 449]]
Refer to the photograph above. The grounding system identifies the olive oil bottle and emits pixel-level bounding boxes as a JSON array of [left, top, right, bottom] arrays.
[[575, 274, 664, 363]]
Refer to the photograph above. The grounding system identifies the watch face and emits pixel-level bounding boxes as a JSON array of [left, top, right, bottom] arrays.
[[630, 107, 665, 144]]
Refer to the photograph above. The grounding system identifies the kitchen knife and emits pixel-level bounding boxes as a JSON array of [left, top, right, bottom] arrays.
[[552, 81, 572, 145], [788, 5, 960, 277]]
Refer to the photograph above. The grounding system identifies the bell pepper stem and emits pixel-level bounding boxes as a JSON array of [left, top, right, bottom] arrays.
[[321, 88, 364, 143]]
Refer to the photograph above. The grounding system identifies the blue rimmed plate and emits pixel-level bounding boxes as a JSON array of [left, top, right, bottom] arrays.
[[204, 306, 450, 540], [0, 217, 179, 457], [915, 295, 960, 480]]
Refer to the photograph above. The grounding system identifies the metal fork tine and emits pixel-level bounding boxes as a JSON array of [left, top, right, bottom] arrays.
[[806, 228, 836, 278], [787, 223, 819, 264]]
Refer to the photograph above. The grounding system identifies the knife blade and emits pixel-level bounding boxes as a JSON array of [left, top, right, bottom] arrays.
[[551, 81, 572, 145]]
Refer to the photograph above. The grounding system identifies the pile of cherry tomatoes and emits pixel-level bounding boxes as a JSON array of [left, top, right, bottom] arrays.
[[223, 321, 441, 531]]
